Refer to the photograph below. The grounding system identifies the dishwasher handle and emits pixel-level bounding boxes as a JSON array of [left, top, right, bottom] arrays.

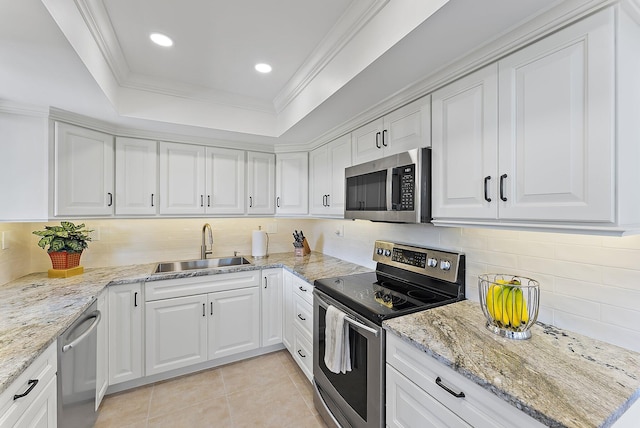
[[62, 310, 101, 353]]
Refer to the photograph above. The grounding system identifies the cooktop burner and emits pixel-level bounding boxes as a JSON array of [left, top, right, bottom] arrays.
[[314, 241, 465, 324]]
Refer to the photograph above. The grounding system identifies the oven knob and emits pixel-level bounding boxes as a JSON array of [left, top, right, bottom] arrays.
[[376, 247, 384, 255], [427, 258, 438, 268], [384, 249, 392, 257], [440, 260, 452, 271]]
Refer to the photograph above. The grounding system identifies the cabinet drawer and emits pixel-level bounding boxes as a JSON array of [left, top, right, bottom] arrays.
[[386, 334, 544, 428], [146, 270, 261, 301], [387, 365, 470, 428], [292, 277, 313, 305], [0, 342, 57, 427], [292, 327, 313, 381], [292, 293, 313, 337]]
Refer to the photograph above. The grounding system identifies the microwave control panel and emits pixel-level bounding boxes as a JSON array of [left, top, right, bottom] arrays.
[[396, 164, 415, 211]]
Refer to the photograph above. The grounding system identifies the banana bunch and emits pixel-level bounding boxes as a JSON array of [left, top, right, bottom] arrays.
[[486, 279, 529, 329]]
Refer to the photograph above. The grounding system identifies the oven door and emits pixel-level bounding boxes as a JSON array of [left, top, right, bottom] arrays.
[[313, 289, 384, 428]]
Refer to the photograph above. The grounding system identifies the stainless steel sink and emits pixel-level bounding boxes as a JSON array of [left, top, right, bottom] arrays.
[[153, 257, 252, 274]]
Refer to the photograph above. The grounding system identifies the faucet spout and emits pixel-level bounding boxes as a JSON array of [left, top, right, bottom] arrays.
[[201, 223, 213, 259]]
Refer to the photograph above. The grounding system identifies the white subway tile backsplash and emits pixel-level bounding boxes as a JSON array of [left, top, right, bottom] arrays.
[[553, 311, 640, 353], [600, 305, 640, 331], [601, 267, 640, 291], [546, 293, 601, 319]]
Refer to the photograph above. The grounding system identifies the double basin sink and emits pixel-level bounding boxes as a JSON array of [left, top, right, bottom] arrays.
[[154, 256, 252, 274]]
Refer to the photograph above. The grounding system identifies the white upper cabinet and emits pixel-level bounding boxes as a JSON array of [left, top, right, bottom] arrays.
[[205, 147, 245, 214], [310, 134, 352, 216], [247, 152, 275, 215], [432, 64, 498, 220], [352, 96, 431, 164], [433, 9, 619, 227], [115, 137, 158, 216], [276, 152, 308, 215], [159, 142, 206, 215], [54, 122, 114, 216]]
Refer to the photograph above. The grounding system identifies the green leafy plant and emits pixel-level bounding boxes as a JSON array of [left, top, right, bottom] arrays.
[[32, 221, 93, 253]]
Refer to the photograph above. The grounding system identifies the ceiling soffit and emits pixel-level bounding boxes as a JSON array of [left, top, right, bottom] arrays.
[[40, 0, 448, 137]]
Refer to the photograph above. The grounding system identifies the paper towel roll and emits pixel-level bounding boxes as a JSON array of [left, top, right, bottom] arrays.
[[252, 230, 268, 258]]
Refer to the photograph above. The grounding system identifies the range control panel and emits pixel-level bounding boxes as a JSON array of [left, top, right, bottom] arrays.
[[372, 240, 462, 283]]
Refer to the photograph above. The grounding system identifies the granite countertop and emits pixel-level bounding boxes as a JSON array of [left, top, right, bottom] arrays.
[[384, 300, 640, 428], [0, 251, 371, 395]]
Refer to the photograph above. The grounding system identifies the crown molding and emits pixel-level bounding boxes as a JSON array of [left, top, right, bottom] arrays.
[[0, 100, 49, 117], [272, 0, 389, 114]]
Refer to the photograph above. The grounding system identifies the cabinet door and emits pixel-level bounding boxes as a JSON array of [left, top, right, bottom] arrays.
[[145, 295, 208, 376], [432, 64, 499, 219], [261, 269, 283, 347], [386, 365, 471, 428], [12, 376, 57, 428], [498, 10, 614, 222], [115, 137, 158, 215], [282, 271, 294, 352], [205, 147, 245, 214], [159, 142, 205, 214], [327, 134, 352, 216], [309, 145, 329, 215], [108, 283, 143, 385], [351, 118, 384, 164], [384, 95, 431, 156], [247, 152, 276, 215], [96, 291, 109, 410], [54, 122, 114, 216], [276, 152, 308, 215], [208, 287, 260, 359]]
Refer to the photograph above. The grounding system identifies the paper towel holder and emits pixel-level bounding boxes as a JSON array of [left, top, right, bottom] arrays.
[[252, 226, 269, 259]]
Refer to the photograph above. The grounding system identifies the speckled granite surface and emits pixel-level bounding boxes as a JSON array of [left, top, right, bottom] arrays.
[[384, 300, 640, 428], [0, 251, 370, 395]]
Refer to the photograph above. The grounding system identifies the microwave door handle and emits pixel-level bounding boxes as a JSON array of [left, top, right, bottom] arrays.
[[390, 167, 400, 210]]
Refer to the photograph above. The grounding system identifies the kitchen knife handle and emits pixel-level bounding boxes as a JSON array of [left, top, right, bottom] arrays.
[[484, 176, 492, 202], [436, 377, 465, 398], [382, 129, 388, 147], [375, 132, 381, 149], [500, 174, 508, 202]]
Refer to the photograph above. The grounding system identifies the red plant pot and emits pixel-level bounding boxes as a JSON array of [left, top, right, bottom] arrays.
[[49, 251, 82, 270]]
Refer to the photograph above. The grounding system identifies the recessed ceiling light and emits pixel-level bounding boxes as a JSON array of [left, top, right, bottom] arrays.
[[255, 63, 272, 73], [150, 33, 173, 47]]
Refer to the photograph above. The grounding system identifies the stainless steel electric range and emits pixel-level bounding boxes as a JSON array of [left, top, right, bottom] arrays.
[[313, 240, 465, 428]]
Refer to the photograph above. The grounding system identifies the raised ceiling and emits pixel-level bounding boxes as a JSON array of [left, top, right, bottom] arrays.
[[1, 0, 565, 146]]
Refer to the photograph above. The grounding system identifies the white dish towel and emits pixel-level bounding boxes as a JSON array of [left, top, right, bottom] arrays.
[[324, 305, 352, 374]]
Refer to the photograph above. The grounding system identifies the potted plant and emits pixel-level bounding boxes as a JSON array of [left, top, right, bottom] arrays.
[[33, 221, 93, 270]]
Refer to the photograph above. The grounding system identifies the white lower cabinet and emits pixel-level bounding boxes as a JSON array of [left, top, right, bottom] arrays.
[[108, 282, 144, 385], [144, 271, 262, 376], [96, 290, 109, 409], [282, 270, 314, 381], [386, 334, 544, 428], [261, 269, 283, 347], [0, 343, 57, 428]]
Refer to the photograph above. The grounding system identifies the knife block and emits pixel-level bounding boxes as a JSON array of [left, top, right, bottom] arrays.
[[294, 238, 311, 257]]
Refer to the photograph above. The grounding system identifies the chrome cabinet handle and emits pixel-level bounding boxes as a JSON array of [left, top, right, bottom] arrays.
[[151, 193, 155, 207], [499, 174, 508, 202], [297, 349, 306, 358], [107, 192, 113, 207], [382, 129, 388, 147], [484, 176, 492, 202], [297, 313, 306, 321], [13, 379, 38, 401], [249, 196, 253, 208], [436, 377, 465, 398], [200, 195, 204, 207]]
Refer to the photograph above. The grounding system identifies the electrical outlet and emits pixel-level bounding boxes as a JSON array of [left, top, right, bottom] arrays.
[[335, 225, 344, 237], [266, 223, 277, 234], [1, 231, 9, 250]]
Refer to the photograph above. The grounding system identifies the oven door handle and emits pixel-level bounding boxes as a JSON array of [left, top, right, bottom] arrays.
[[316, 294, 380, 337]]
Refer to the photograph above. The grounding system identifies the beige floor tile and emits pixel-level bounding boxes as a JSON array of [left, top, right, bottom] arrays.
[[221, 352, 289, 393], [148, 397, 233, 428], [95, 385, 152, 427], [148, 368, 226, 419]]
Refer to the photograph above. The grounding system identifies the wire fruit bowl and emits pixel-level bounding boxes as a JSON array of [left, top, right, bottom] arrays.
[[478, 274, 540, 340]]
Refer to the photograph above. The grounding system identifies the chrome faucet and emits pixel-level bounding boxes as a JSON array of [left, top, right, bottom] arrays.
[[201, 223, 213, 259]]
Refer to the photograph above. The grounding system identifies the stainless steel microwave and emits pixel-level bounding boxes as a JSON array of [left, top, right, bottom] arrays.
[[344, 148, 431, 223]]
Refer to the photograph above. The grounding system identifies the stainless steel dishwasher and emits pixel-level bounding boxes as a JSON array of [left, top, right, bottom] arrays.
[[57, 299, 101, 428]]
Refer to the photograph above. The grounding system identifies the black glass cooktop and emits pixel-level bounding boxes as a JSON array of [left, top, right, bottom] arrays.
[[314, 271, 458, 324]]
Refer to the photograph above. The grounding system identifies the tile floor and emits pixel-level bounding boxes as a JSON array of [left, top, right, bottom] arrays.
[[95, 350, 328, 428]]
